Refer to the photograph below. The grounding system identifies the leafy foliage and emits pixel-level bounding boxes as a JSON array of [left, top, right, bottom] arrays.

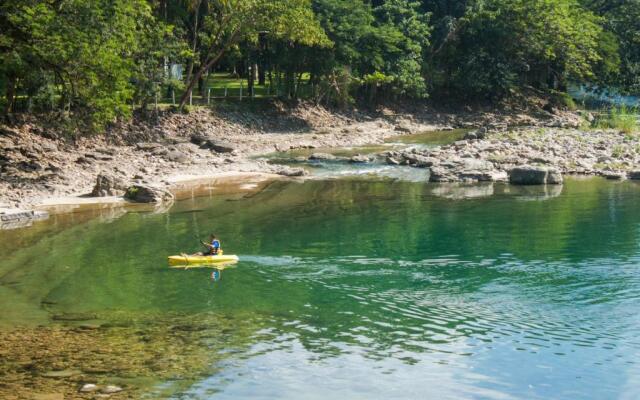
[[0, 0, 637, 130], [429, 0, 609, 99], [0, 0, 169, 130]]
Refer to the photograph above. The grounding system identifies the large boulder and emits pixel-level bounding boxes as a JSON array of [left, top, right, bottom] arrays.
[[508, 166, 563, 185], [546, 169, 564, 184], [429, 159, 506, 183], [403, 154, 438, 168], [429, 166, 458, 182], [91, 173, 128, 197], [189, 134, 208, 146], [124, 184, 174, 203]]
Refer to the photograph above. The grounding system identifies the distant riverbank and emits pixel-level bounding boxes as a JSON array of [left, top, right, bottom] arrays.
[[0, 100, 586, 221]]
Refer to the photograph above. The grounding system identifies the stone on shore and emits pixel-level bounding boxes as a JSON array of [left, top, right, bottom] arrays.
[[508, 166, 563, 185], [91, 173, 128, 197], [124, 184, 174, 203], [79, 384, 98, 393], [101, 385, 124, 394], [200, 139, 235, 153], [165, 150, 190, 163], [135, 142, 163, 151], [189, 134, 208, 146]]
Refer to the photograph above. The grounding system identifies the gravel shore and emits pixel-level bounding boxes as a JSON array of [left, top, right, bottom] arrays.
[[0, 102, 583, 213]]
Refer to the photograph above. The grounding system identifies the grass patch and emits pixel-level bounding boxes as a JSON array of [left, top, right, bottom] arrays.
[[594, 105, 639, 133], [612, 145, 625, 158]]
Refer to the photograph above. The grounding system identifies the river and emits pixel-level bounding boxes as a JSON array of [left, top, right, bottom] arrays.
[[1, 144, 640, 398]]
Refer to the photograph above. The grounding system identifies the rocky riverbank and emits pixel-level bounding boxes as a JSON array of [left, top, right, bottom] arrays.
[[0, 100, 583, 218], [381, 126, 640, 183]]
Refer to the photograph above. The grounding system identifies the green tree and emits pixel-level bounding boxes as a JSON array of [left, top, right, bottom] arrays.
[[312, 0, 431, 103], [178, 0, 329, 109], [434, 0, 611, 99], [581, 0, 640, 94], [1, 0, 164, 129]]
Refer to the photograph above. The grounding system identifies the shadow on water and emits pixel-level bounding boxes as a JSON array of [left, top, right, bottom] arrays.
[[2, 177, 640, 398]]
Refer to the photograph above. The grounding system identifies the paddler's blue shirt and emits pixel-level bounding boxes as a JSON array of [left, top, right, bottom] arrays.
[[212, 239, 220, 250]]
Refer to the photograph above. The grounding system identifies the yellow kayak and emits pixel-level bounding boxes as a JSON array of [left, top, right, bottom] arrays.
[[168, 254, 239, 265]]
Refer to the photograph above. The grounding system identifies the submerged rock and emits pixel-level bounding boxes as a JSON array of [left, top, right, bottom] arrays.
[[308, 153, 336, 161], [52, 312, 97, 321], [124, 184, 174, 203], [40, 369, 82, 378], [508, 166, 563, 185], [0, 209, 49, 230], [386, 156, 401, 165], [349, 154, 374, 163], [431, 183, 495, 199], [275, 167, 307, 177]]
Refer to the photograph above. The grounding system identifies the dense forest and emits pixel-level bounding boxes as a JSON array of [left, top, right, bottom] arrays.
[[1, 0, 639, 129]]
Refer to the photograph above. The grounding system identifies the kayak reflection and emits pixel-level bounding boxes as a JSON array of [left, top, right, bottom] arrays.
[[211, 269, 221, 282], [168, 260, 238, 270]]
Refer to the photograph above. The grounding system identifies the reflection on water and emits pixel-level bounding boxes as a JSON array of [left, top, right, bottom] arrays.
[[1, 178, 640, 399]]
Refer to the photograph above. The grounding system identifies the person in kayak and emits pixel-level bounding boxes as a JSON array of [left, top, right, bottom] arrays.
[[200, 234, 221, 256]]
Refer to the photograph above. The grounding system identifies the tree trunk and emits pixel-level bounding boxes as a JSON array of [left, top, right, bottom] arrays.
[[4, 75, 17, 114], [185, 0, 202, 85], [258, 31, 267, 86], [179, 49, 228, 109], [258, 61, 266, 86], [247, 59, 254, 97], [285, 70, 294, 98]]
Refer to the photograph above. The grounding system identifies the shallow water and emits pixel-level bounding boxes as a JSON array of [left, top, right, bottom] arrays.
[[264, 129, 466, 180], [2, 177, 640, 399]]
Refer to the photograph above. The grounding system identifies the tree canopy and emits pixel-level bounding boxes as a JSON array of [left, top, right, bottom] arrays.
[[1, 0, 637, 130]]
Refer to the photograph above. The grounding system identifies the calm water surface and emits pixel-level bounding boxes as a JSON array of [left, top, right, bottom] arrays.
[[1, 177, 640, 399]]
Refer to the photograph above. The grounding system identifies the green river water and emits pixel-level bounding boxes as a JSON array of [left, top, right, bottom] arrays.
[[1, 173, 640, 398]]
